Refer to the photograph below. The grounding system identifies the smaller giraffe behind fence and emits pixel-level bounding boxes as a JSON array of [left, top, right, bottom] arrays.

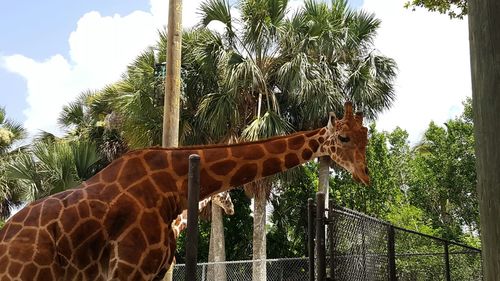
[[159, 191, 234, 281]]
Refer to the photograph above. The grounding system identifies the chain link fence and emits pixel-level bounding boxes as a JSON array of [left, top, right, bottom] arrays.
[[172, 257, 309, 281], [172, 194, 482, 281], [325, 204, 483, 281]]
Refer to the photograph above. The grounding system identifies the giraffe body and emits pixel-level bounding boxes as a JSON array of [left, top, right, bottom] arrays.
[[0, 103, 369, 280]]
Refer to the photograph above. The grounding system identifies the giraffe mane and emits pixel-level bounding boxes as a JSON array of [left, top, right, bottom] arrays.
[[125, 129, 322, 154]]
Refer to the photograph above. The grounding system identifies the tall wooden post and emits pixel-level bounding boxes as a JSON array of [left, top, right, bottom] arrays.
[[468, 0, 500, 279], [162, 0, 183, 148]]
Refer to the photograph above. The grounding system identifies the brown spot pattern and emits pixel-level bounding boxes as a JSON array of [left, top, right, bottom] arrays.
[[210, 160, 237, 176], [140, 212, 162, 245], [230, 164, 258, 186], [40, 199, 63, 226], [204, 148, 228, 163], [262, 158, 282, 177], [200, 170, 223, 193], [119, 228, 147, 264], [309, 139, 320, 152], [24, 204, 42, 227], [144, 151, 169, 170], [302, 149, 313, 160], [128, 180, 160, 209], [60, 206, 79, 233], [306, 129, 321, 137], [151, 172, 177, 192], [7, 261, 22, 277], [263, 139, 286, 154], [142, 248, 164, 275], [171, 150, 198, 176], [231, 146, 264, 160], [104, 195, 139, 239], [101, 158, 124, 183], [118, 157, 147, 186], [288, 135, 305, 150], [285, 153, 300, 169]]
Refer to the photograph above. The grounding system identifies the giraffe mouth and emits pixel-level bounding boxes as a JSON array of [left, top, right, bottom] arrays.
[[353, 173, 370, 186]]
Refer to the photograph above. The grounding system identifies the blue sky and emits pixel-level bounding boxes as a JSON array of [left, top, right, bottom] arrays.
[[0, 1, 150, 123], [0, 0, 470, 142]]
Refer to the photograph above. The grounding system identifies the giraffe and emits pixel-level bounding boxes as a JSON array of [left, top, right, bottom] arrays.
[[159, 191, 234, 281], [170, 191, 234, 247], [0, 102, 369, 281]]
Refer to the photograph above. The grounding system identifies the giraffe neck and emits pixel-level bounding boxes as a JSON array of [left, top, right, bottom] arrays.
[[94, 127, 329, 211], [177, 127, 329, 198]]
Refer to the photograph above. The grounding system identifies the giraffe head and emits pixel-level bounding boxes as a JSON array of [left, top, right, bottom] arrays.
[[212, 191, 234, 215], [322, 102, 370, 185]]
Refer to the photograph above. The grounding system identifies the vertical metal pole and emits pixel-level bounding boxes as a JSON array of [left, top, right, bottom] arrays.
[[162, 0, 183, 147], [308, 198, 315, 281], [316, 192, 326, 281], [387, 226, 397, 281], [201, 264, 206, 281], [185, 154, 200, 281], [327, 199, 335, 281], [444, 242, 451, 281]]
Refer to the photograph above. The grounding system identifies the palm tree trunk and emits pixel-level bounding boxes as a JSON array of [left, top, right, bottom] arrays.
[[468, 0, 500, 279], [207, 203, 227, 281], [318, 156, 330, 207], [252, 187, 267, 281]]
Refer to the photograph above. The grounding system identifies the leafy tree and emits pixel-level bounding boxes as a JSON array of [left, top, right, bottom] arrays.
[[0, 107, 26, 218], [404, 0, 467, 18], [408, 98, 477, 240]]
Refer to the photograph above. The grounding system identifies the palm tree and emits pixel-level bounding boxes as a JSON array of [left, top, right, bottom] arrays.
[[279, 0, 397, 204], [198, 0, 294, 280], [7, 137, 102, 200], [0, 107, 26, 219], [59, 90, 128, 164]]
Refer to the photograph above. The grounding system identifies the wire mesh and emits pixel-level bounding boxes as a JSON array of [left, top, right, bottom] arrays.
[[394, 228, 447, 280], [328, 207, 389, 281], [172, 204, 482, 281], [172, 258, 309, 281], [325, 205, 482, 281]]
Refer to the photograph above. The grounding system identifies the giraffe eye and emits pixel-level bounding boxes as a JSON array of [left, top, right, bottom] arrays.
[[338, 135, 350, 143]]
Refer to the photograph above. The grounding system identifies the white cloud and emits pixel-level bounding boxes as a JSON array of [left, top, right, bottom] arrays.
[[1, 0, 206, 137], [361, 0, 471, 143]]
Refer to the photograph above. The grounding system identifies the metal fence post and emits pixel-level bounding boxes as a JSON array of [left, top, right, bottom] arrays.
[[308, 198, 315, 281], [387, 225, 397, 281], [444, 241, 451, 281], [327, 199, 335, 281], [185, 154, 201, 281], [316, 192, 326, 281]]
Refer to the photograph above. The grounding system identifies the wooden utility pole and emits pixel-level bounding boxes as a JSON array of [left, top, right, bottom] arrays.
[[468, 0, 500, 279], [162, 0, 183, 148]]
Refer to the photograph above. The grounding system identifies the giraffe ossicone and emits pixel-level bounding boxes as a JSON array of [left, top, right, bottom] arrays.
[[0, 102, 369, 280]]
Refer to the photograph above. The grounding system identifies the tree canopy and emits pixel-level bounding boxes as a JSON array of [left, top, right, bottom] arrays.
[[405, 0, 468, 18]]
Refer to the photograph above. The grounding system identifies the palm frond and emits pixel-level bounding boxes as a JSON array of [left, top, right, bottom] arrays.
[[242, 111, 292, 141]]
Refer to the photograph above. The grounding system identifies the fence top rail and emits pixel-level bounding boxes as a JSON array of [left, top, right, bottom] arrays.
[[392, 225, 482, 252], [312, 201, 482, 253], [175, 257, 309, 267]]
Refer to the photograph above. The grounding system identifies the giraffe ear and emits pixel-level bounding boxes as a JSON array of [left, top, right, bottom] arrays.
[[355, 112, 364, 125], [327, 112, 336, 132]]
